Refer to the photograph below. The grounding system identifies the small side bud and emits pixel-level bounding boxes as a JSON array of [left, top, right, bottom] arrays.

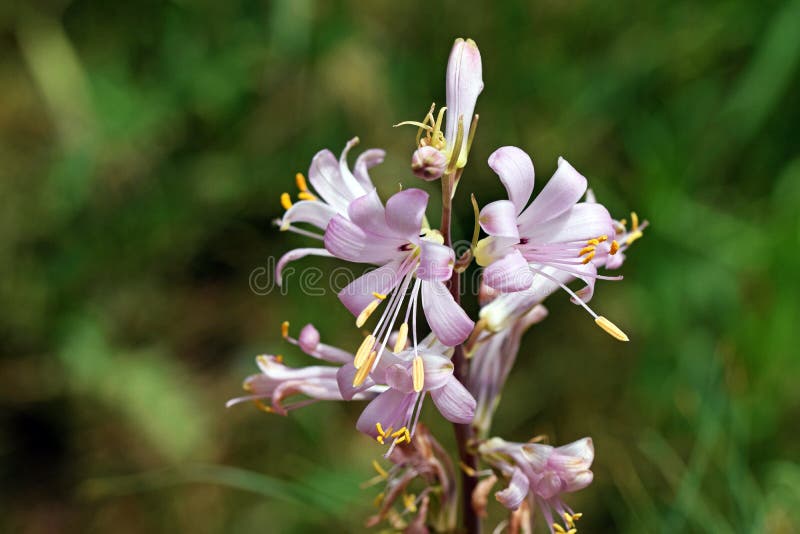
[[411, 146, 447, 181]]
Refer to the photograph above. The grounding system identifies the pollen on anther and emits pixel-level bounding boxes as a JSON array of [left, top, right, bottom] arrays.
[[609, 240, 620, 255], [280, 192, 292, 210], [356, 299, 382, 328], [371, 292, 387, 300], [281, 320, 289, 338], [372, 459, 389, 479], [581, 251, 596, 264], [297, 191, 318, 201], [412, 356, 424, 392], [353, 350, 377, 386], [595, 316, 629, 342], [295, 172, 309, 191], [394, 323, 409, 353], [631, 211, 639, 231], [354, 335, 376, 368]]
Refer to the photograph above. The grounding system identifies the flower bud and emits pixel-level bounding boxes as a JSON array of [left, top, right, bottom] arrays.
[[411, 146, 447, 181]]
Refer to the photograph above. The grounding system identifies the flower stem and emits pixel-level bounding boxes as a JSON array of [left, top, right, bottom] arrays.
[[441, 171, 481, 534]]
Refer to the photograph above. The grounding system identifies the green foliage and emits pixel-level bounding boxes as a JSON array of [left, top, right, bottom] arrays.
[[1, 0, 798, 532]]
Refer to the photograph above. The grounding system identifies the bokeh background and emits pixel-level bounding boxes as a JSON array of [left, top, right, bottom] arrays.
[[2, 0, 799, 532]]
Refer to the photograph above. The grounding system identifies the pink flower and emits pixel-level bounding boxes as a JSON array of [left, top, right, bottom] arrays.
[[475, 146, 629, 341], [276, 137, 385, 282], [324, 187, 473, 380], [480, 437, 595, 533]]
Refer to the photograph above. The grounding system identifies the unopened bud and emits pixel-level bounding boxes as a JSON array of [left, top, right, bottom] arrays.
[[411, 146, 447, 181]]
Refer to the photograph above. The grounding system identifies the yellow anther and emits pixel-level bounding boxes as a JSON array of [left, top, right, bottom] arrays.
[[242, 380, 253, 392], [372, 459, 388, 479], [353, 350, 378, 386], [295, 172, 309, 192], [394, 323, 408, 353], [578, 245, 596, 256], [371, 292, 387, 300], [274, 354, 283, 363], [553, 524, 567, 534], [376, 423, 386, 437], [281, 320, 289, 338], [280, 192, 293, 210], [297, 191, 318, 201], [618, 218, 627, 227], [595, 316, 629, 342], [256, 355, 269, 366], [597, 234, 608, 242], [354, 335, 376, 368], [563, 512, 575, 527], [625, 230, 643, 246], [572, 513, 583, 522], [390, 427, 408, 438], [403, 493, 417, 513], [356, 299, 382, 328], [376, 435, 384, 444], [254, 399, 274, 413], [587, 239, 600, 246], [373, 492, 385, 507], [412, 356, 425, 393], [609, 240, 620, 255], [631, 211, 639, 231], [581, 251, 596, 264]]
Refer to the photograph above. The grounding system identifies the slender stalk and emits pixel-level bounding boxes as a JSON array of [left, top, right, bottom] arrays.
[[441, 171, 481, 534]]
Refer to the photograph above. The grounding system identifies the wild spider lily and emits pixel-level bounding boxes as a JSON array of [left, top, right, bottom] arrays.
[[479, 437, 594, 534], [400, 37, 483, 180], [324, 187, 474, 386], [475, 146, 629, 341], [276, 137, 385, 281]]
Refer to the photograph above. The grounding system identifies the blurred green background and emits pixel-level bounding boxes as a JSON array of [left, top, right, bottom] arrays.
[[2, 0, 799, 532]]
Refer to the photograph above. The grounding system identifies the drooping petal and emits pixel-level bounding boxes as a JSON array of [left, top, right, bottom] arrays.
[[338, 137, 370, 199], [385, 188, 429, 239], [517, 157, 588, 231], [385, 364, 414, 393], [308, 149, 351, 212], [275, 247, 334, 286], [337, 362, 372, 400], [523, 203, 614, 245], [420, 353, 455, 391], [566, 260, 598, 304], [482, 249, 535, 292], [445, 38, 483, 168], [420, 281, 474, 346], [356, 388, 415, 437], [417, 240, 454, 282], [479, 200, 520, 239], [324, 215, 402, 264], [280, 200, 338, 231], [430, 376, 476, 424], [487, 146, 535, 214], [555, 437, 595, 465], [338, 260, 404, 316], [353, 148, 386, 189], [495, 468, 530, 510]]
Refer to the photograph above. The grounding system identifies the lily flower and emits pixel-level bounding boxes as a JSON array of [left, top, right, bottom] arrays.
[[400, 38, 483, 179], [475, 146, 629, 342], [227, 322, 383, 414], [479, 437, 594, 533], [276, 137, 386, 282], [324, 187, 474, 384]]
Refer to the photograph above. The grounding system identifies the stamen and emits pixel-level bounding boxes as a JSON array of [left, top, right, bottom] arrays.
[[553, 524, 567, 534], [394, 120, 433, 131], [354, 335, 376, 368], [609, 240, 620, 255], [581, 251, 596, 264], [394, 322, 408, 353], [295, 172, 309, 192], [403, 493, 417, 513], [372, 459, 388, 479], [297, 191, 318, 201], [412, 356, 424, 392], [578, 245, 596, 256], [356, 299, 382, 328], [253, 399, 274, 413], [372, 292, 387, 300], [353, 350, 378, 386], [373, 492, 385, 507], [280, 192, 292, 210], [595, 316, 629, 342], [625, 230, 643, 246], [631, 211, 639, 231], [281, 320, 289, 339]]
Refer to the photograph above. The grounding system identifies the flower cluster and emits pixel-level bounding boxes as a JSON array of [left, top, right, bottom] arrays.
[[230, 37, 645, 532]]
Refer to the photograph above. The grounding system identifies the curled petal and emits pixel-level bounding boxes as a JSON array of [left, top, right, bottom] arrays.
[[356, 389, 415, 437], [276, 247, 333, 286], [555, 437, 595, 465], [385, 188, 429, 238], [417, 240, 454, 282], [523, 203, 614, 245], [337, 363, 373, 400], [445, 38, 484, 168], [280, 200, 338, 231], [518, 157, 588, 230], [495, 468, 530, 510], [488, 146, 535, 214], [482, 249, 534, 292], [308, 149, 351, 212], [420, 352, 455, 391], [421, 281, 474, 346], [479, 200, 520, 239], [385, 364, 414, 393], [338, 260, 404, 317], [353, 148, 386, 189], [431, 376, 476, 424], [338, 137, 370, 198]]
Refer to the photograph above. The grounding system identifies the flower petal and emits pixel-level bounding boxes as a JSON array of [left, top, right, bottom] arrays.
[[347, 189, 393, 237], [430, 376, 476, 424], [356, 389, 415, 437], [420, 352, 455, 391], [479, 200, 520, 239], [338, 137, 370, 198], [353, 148, 386, 189], [488, 146, 535, 214], [280, 200, 338, 231], [417, 240, 454, 282], [385, 363, 414, 393], [445, 38, 483, 168], [420, 281, 474, 346], [385, 188, 429, 238], [523, 203, 614, 245], [495, 468, 529, 510], [275, 247, 334, 286], [556, 437, 595, 464], [474, 235, 519, 267], [482, 249, 535, 292], [337, 362, 373, 400], [338, 260, 404, 316], [517, 157, 588, 231], [308, 149, 351, 212], [324, 214, 402, 264]]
